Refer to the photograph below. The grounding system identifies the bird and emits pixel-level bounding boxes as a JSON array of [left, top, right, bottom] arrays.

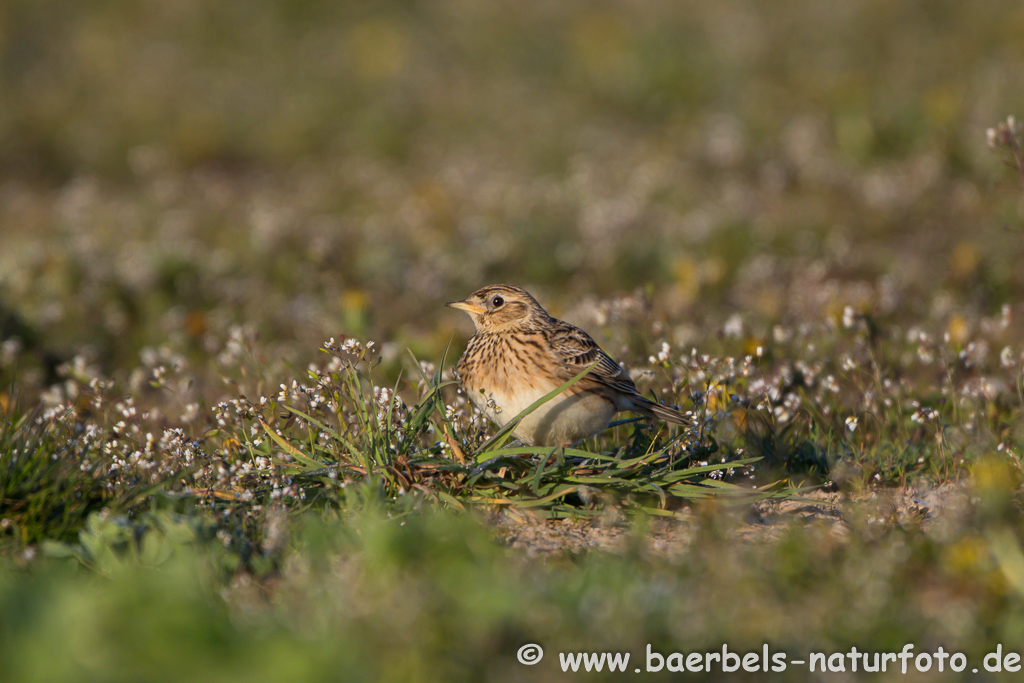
[[446, 284, 691, 447]]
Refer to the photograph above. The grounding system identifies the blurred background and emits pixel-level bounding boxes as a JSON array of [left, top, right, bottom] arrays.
[[5, 4, 1024, 679], [1, 0, 1023, 384]]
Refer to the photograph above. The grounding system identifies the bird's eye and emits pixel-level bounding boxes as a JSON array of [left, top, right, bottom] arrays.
[[491, 296, 504, 307]]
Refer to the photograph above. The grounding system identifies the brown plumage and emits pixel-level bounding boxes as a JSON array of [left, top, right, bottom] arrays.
[[446, 284, 691, 446]]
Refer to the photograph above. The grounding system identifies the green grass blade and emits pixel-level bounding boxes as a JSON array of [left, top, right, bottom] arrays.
[[509, 485, 579, 508], [259, 419, 327, 472]]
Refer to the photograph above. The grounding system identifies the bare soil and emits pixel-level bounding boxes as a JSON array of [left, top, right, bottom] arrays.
[[493, 483, 973, 558]]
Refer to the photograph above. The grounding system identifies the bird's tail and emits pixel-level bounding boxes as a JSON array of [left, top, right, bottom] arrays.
[[635, 396, 692, 425]]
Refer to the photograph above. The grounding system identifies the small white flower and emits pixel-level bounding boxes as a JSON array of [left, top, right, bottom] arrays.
[[842, 306, 856, 329], [723, 314, 744, 338], [911, 407, 939, 424]]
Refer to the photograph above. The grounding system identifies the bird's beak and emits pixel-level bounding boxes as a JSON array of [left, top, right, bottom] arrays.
[[446, 300, 486, 315]]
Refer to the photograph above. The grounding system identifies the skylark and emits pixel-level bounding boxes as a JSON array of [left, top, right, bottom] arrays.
[[446, 284, 691, 447]]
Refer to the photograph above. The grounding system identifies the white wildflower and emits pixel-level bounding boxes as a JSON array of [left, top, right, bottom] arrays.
[[842, 306, 856, 329]]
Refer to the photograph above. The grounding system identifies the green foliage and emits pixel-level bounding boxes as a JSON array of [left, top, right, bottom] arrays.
[[0, 407, 111, 547], [202, 343, 777, 521], [4, 502, 1024, 682]]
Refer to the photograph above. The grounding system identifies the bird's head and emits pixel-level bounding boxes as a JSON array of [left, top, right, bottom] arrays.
[[446, 285, 547, 333]]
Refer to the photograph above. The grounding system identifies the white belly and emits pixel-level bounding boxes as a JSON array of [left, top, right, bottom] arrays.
[[468, 386, 616, 446]]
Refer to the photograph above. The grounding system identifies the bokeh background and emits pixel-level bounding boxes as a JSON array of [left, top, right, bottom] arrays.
[[5, 3, 1024, 682], [2, 0, 1023, 386]]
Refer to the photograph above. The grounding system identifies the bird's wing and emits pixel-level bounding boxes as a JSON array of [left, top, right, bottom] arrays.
[[546, 320, 640, 395]]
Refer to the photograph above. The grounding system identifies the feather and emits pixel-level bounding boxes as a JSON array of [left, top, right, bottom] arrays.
[[545, 320, 639, 396]]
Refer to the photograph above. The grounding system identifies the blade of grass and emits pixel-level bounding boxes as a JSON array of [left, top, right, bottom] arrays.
[[511, 486, 580, 507], [530, 448, 558, 495], [659, 457, 762, 482], [434, 491, 467, 512], [259, 418, 327, 472], [281, 405, 368, 466]]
